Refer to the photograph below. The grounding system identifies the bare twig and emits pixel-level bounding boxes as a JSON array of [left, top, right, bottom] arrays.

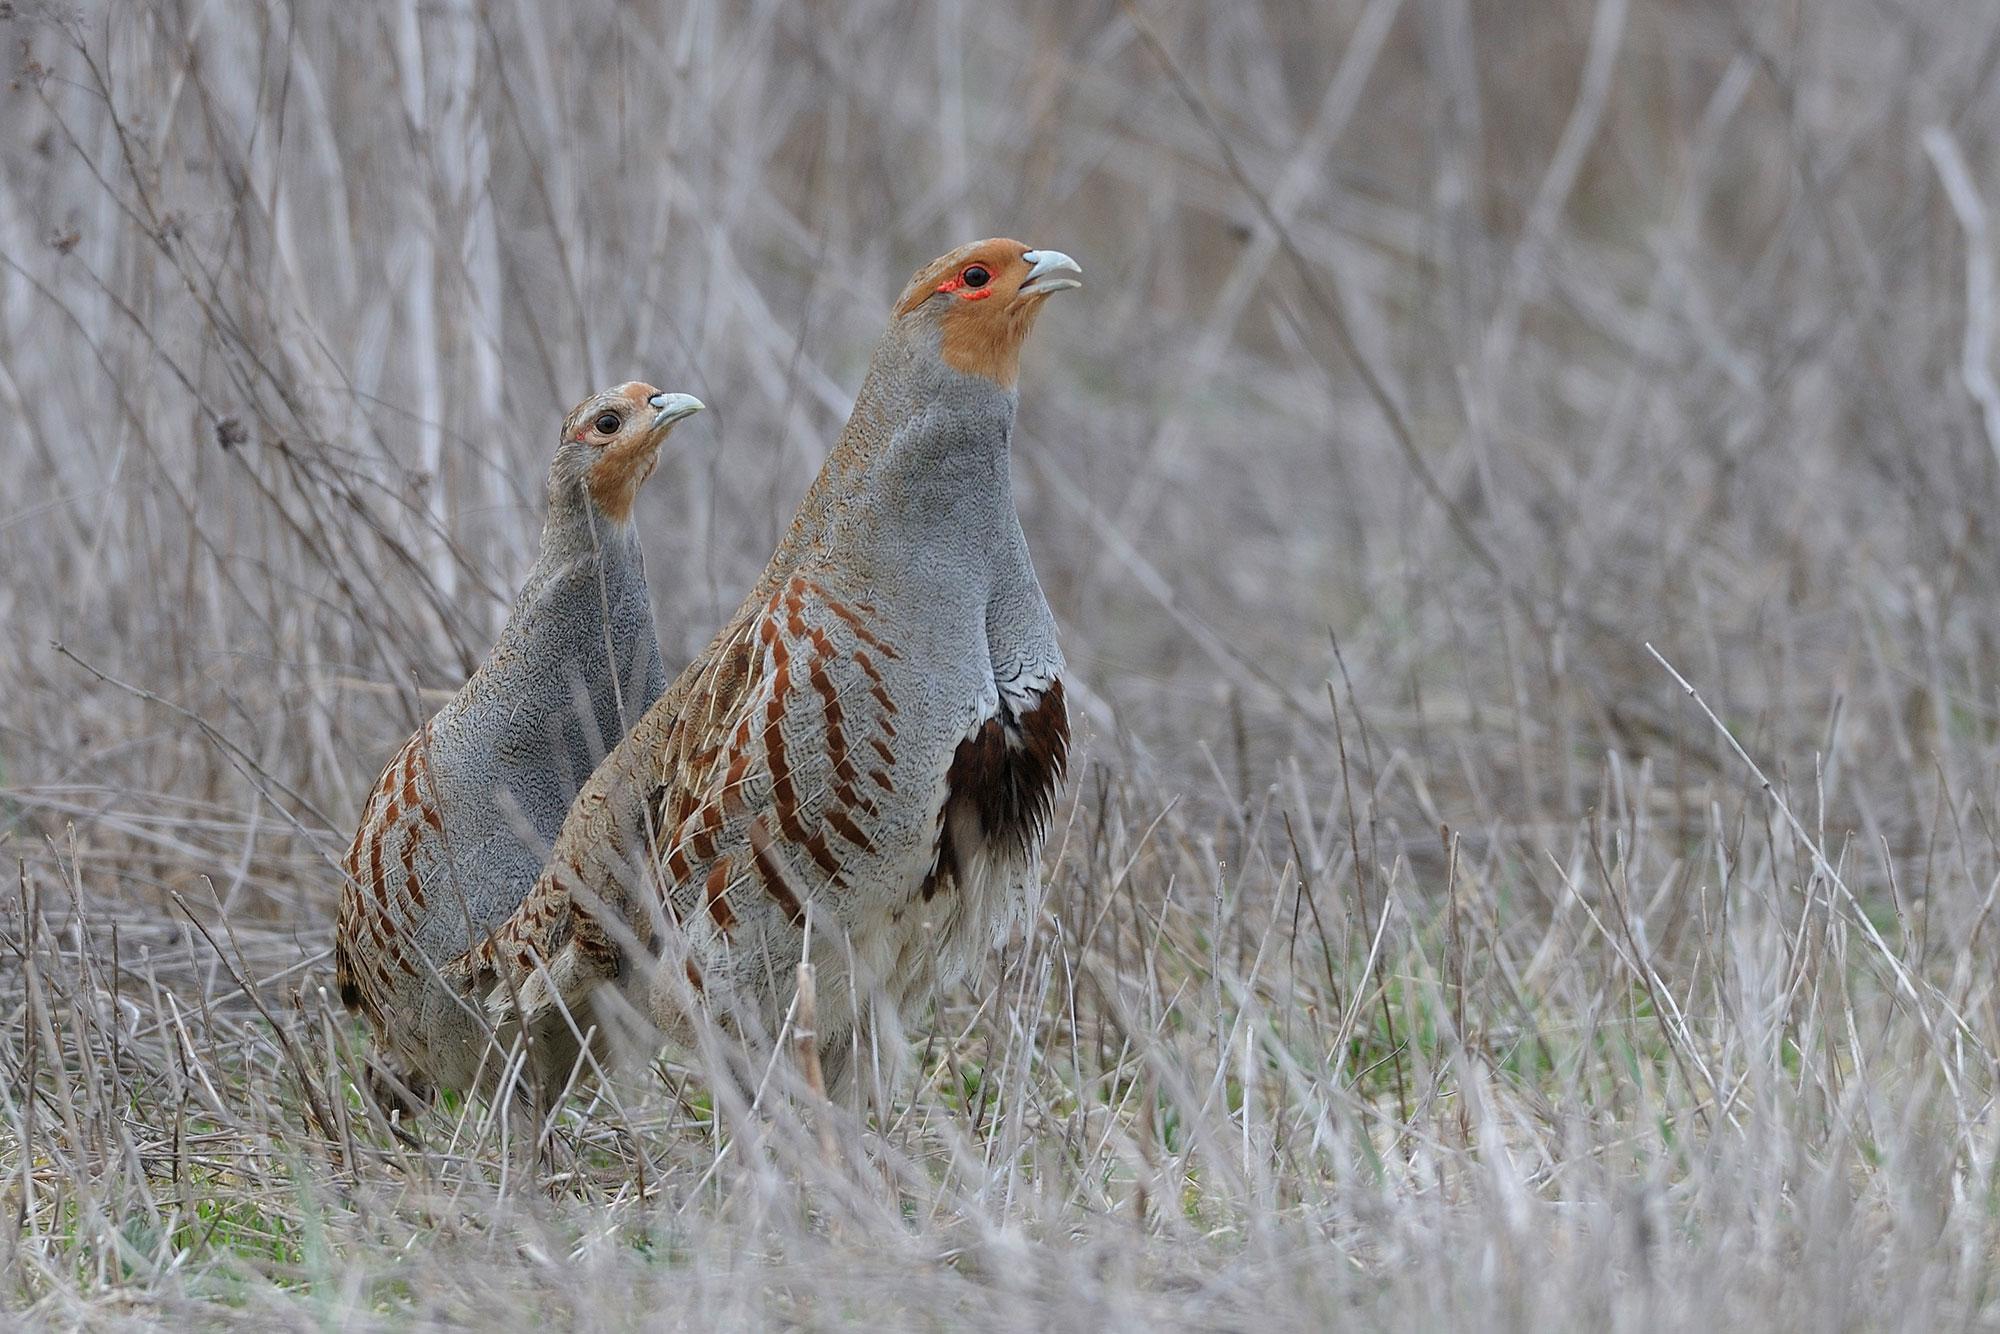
[[1922, 125, 2000, 470]]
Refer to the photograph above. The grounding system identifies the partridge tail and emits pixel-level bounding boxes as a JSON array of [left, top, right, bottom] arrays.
[[333, 934, 365, 1013], [505, 942, 610, 1104], [440, 896, 623, 1106]]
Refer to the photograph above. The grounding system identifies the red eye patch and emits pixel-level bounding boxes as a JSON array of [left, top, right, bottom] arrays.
[[934, 275, 993, 301]]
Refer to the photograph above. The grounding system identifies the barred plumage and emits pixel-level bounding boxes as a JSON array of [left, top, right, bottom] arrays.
[[334, 384, 702, 1100], [448, 241, 1082, 1105]]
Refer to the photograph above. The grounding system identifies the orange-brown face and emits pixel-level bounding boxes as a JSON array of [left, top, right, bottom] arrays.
[[893, 238, 1083, 388], [560, 381, 705, 522]]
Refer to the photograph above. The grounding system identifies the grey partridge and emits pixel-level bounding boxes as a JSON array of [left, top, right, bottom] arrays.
[[335, 383, 704, 1100], [445, 241, 1082, 1105]]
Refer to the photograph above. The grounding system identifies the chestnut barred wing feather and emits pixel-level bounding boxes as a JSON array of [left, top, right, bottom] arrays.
[[336, 726, 443, 1029], [450, 614, 771, 1043]]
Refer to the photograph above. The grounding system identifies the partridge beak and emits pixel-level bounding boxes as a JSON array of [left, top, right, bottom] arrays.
[[646, 392, 705, 433], [1019, 249, 1082, 295]]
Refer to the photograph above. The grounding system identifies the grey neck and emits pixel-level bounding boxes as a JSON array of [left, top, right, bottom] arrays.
[[465, 479, 662, 801], [823, 327, 1026, 594], [475, 483, 655, 728], [508, 484, 639, 617]]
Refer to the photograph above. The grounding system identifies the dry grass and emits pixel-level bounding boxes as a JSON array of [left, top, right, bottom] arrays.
[[7, 0, 2000, 1326]]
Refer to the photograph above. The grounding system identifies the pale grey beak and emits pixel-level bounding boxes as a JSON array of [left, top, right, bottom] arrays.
[[1019, 248, 1082, 294], [647, 391, 705, 431]]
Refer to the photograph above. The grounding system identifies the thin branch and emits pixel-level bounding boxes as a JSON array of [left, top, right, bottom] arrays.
[[1922, 125, 2000, 472]]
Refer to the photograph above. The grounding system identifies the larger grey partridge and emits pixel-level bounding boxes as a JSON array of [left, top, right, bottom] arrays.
[[335, 383, 704, 1099], [445, 240, 1081, 1104]]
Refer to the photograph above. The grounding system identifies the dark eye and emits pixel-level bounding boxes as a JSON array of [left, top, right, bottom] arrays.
[[594, 412, 622, 435], [961, 265, 990, 289]]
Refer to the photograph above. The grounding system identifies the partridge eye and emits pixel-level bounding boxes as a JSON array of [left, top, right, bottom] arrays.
[[961, 265, 991, 289], [594, 412, 622, 435]]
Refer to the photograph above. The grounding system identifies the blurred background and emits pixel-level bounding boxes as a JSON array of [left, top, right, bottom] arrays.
[[8, 0, 2000, 1325], [6, 0, 1998, 890]]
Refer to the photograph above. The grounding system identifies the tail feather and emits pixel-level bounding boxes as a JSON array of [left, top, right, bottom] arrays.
[[332, 935, 366, 1014]]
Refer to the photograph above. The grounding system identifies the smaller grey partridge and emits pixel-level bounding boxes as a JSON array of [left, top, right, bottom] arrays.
[[334, 383, 703, 1101], [447, 240, 1081, 1106]]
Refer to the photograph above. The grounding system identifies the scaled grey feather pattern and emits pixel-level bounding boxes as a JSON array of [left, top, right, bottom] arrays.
[[451, 241, 1077, 1107], [336, 384, 695, 1097]]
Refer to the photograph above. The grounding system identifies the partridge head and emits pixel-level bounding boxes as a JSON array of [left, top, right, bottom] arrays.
[[554, 383, 706, 524], [895, 241, 1085, 386]]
